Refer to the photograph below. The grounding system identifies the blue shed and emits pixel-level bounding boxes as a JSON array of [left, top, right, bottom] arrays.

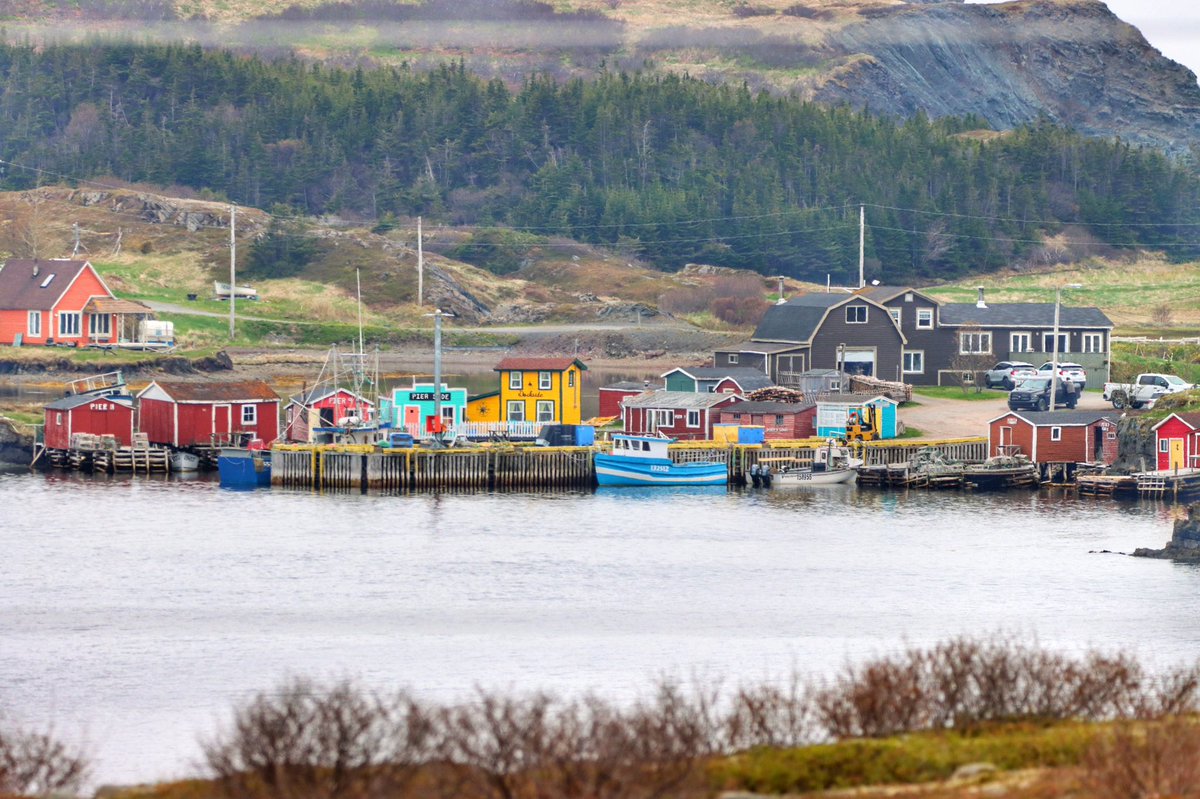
[[815, 394, 899, 439], [389, 382, 469, 435]]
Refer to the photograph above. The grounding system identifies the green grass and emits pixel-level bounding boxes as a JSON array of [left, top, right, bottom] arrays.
[[896, 426, 925, 438], [911, 385, 1004, 401], [1111, 342, 1200, 385], [708, 721, 1101, 794]]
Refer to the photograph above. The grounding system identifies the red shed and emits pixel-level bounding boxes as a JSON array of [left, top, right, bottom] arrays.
[[284, 386, 375, 442], [136, 379, 281, 447], [43, 393, 135, 450], [718, 401, 817, 440], [1151, 413, 1200, 471], [987, 410, 1120, 465], [620, 390, 743, 441], [597, 380, 657, 419]]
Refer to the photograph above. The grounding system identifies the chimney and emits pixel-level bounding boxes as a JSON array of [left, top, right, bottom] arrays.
[[976, 287, 987, 309], [32, 263, 39, 277]]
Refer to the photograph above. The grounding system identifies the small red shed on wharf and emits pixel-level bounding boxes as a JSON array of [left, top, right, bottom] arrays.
[[284, 386, 375, 442], [136, 379, 281, 447], [43, 393, 136, 450], [718, 401, 817, 440], [620, 390, 743, 440], [987, 410, 1120, 465], [1151, 413, 1200, 472], [597, 380, 657, 419]]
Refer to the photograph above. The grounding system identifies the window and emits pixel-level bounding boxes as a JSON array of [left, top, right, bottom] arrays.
[[506, 401, 525, 422], [888, 307, 901, 327], [241, 405, 258, 426], [58, 311, 81, 338], [509, 371, 523, 390], [774, 415, 784, 425], [568, 371, 576, 388], [89, 314, 111, 337], [27, 311, 41, 338], [539, 371, 552, 390], [830, 379, 841, 391], [1160, 439, 1170, 453], [40, 273, 55, 288], [442, 405, 456, 423], [1082, 333, 1104, 353], [650, 409, 673, 430], [960, 332, 992, 354], [686, 410, 700, 427], [55, 412, 62, 425], [845, 305, 868, 324], [1044, 332, 1069, 354], [536, 400, 555, 422], [904, 292, 914, 302], [1011, 332, 1032, 353], [728, 354, 739, 364], [915, 308, 933, 329], [903, 350, 925, 374], [1050, 426, 1062, 442]]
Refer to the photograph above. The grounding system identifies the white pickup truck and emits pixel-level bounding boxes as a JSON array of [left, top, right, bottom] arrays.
[[1102, 373, 1194, 409]]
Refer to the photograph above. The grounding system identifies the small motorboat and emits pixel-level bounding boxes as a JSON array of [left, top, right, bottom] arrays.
[[170, 450, 200, 473], [963, 454, 1039, 490], [218, 443, 272, 489], [767, 442, 864, 487], [594, 434, 727, 487]]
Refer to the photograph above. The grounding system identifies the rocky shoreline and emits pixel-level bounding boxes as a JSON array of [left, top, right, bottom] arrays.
[[1133, 504, 1200, 562], [0, 418, 33, 467]]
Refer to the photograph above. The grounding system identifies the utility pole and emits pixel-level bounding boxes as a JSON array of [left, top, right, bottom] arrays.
[[424, 308, 453, 441], [417, 216, 424, 307], [229, 204, 237, 340], [858, 204, 865, 289]]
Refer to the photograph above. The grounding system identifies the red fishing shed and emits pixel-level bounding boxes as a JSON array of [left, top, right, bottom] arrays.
[[43, 393, 135, 449], [136, 379, 281, 447]]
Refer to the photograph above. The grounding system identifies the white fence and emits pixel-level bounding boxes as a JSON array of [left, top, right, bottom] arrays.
[[390, 420, 542, 441]]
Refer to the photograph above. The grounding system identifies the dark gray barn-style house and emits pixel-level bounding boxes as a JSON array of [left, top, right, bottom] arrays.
[[716, 287, 1114, 387]]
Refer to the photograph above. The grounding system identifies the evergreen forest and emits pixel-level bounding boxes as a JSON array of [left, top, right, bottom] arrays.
[[1, 40, 1197, 282]]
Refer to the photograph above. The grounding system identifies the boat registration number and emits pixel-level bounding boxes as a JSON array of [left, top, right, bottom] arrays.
[[650, 465, 670, 473]]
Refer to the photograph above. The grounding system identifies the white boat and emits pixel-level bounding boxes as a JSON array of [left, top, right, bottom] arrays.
[[594, 434, 727, 487], [170, 450, 200, 472], [763, 442, 863, 487]]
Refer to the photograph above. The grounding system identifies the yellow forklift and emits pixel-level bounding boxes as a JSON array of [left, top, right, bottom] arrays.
[[844, 405, 880, 442]]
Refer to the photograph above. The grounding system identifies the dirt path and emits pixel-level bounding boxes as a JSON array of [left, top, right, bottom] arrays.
[[899, 390, 1110, 440]]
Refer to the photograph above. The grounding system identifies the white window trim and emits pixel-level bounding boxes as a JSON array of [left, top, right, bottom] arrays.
[[1010, 332, 1032, 353], [538, 371, 552, 390], [508, 371, 523, 390], [506, 400, 525, 422], [686, 409, 700, 428], [960, 332, 992, 355], [1050, 426, 1062, 442], [27, 311, 41, 338], [916, 309, 933, 329], [1044, 332, 1069, 355], [57, 311, 81, 338], [89, 313, 111, 337], [241, 405, 258, 426], [845, 305, 868, 324], [536, 400, 555, 422], [728, 353, 739, 364], [902, 350, 925, 374], [888, 307, 901, 327], [1082, 332, 1104, 354], [1160, 439, 1170, 453]]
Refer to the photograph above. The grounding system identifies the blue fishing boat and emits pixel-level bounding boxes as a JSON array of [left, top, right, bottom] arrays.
[[594, 434, 727, 487], [218, 446, 272, 489]]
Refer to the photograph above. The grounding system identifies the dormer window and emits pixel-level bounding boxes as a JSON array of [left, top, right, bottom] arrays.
[[40, 274, 55, 288]]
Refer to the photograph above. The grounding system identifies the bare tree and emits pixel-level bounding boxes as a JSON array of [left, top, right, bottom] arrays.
[[0, 718, 89, 798], [0, 192, 58, 259]]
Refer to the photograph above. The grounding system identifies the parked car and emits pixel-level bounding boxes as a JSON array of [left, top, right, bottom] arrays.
[[1008, 377, 1079, 411], [1103, 373, 1194, 409], [1036, 361, 1087, 388], [983, 361, 1038, 390]]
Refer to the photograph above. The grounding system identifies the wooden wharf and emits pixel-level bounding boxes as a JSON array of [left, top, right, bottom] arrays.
[[1076, 469, 1200, 502], [271, 437, 990, 493]]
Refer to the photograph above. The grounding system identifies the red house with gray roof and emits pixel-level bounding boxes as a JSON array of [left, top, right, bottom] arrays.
[[0, 259, 151, 347], [136, 379, 281, 447]]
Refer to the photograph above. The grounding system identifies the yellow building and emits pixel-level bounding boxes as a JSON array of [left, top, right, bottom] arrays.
[[466, 357, 587, 425]]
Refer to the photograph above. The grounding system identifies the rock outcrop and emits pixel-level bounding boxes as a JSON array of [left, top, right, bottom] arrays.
[[0, 418, 33, 468], [1133, 503, 1200, 561]]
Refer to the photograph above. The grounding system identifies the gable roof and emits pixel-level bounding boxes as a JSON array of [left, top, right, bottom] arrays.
[[137, 379, 279, 403], [752, 293, 847, 343], [989, 409, 1122, 427], [939, 303, 1113, 329], [494, 357, 587, 372], [44, 393, 134, 411], [621, 389, 742, 410], [1151, 412, 1200, 432], [716, 340, 808, 355], [854, 285, 940, 305], [661, 367, 774, 391], [0, 259, 107, 311], [289, 386, 374, 406], [600, 380, 660, 392]]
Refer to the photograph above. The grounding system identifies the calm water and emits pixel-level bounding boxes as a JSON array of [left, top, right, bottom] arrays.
[[1, 472, 1197, 786]]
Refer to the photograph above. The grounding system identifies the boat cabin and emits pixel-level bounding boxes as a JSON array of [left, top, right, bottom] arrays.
[[610, 433, 673, 460]]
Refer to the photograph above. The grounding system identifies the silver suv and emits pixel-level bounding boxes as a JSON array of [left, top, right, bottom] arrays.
[[1037, 361, 1087, 388], [984, 361, 1037, 390]]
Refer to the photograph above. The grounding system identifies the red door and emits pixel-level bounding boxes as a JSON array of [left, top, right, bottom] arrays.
[[213, 404, 232, 443]]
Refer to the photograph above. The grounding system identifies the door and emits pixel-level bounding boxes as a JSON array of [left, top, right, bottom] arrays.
[[404, 405, 421, 435], [1170, 438, 1185, 471], [214, 404, 232, 443], [841, 348, 875, 377], [998, 426, 1012, 455]]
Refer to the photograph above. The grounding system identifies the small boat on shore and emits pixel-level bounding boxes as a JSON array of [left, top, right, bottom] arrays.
[[963, 454, 1038, 490], [765, 442, 864, 487], [218, 445, 271, 489], [594, 434, 727, 487], [170, 450, 200, 473]]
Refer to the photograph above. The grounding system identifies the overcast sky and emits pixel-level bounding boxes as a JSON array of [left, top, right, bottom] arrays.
[[968, 0, 1200, 83]]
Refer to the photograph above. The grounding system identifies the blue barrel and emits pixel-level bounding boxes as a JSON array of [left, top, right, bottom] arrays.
[[574, 425, 596, 446]]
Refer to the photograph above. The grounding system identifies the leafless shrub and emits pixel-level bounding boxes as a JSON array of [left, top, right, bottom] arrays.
[[711, 275, 766, 299], [657, 286, 716, 315], [436, 689, 556, 799], [1082, 717, 1200, 799], [0, 719, 89, 798], [1151, 303, 1173, 325], [711, 296, 768, 326], [723, 673, 817, 750], [203, 677, 435, 799]]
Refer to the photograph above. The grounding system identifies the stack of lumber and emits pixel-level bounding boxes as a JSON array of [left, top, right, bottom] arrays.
[[746, 386, 808, 404], [849, 375, 912, 402]]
